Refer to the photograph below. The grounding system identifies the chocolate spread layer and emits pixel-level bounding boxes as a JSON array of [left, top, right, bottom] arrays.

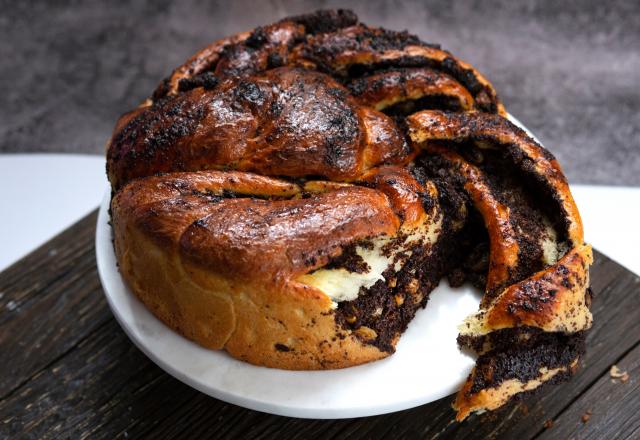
[[458, 327, 585, 394], [334, 241, 443, 353]]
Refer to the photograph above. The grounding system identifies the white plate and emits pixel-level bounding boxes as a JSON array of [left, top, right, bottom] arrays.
[[95, 114, 535, 419]]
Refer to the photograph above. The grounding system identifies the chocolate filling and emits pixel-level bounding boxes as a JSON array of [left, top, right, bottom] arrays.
[[324, 241, 371, 274], [334, 240, 445, 353], [455, 144, 561, 289], [333, 159, 483, 352], [287, 9, 359, 35], [412, 152, 490, 289], [458, 327, 585, 394], [333, 139, 575, 358], [341, 58, 497, 113], [382, 95, 464, 117]]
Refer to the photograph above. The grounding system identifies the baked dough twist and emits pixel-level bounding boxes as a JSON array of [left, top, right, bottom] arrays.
[[106, 9, 592, 421]]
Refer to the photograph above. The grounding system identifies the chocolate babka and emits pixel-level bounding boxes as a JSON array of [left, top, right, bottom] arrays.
[[106, 9, 592, 421]]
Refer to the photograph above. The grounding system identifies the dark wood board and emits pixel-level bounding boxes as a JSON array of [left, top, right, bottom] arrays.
[[1, 210, 638, 439]]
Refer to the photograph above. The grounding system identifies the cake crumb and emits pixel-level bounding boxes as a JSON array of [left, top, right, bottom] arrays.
[[581, 409, 592, 423], [543, 419, 553, 429], [621, 373, 629, 383], [610, 365, 629, 383]]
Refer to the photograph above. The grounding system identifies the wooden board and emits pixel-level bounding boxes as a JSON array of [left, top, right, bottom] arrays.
[[1, 210, 638, 439]]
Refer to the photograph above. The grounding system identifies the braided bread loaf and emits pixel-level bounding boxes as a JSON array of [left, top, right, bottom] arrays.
[[106, 10, 592, 421]]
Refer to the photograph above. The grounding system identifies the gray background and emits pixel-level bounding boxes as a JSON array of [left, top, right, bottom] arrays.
[[1, 0, 638, 185]]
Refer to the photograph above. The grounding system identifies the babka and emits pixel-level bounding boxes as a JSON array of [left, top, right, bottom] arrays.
[[106, 9, 592, 421]]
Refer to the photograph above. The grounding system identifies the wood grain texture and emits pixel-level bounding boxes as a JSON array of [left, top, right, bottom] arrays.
[[0, 211, 638, 439], [538, 342, 640, 440], [0, 211, 109, 399]]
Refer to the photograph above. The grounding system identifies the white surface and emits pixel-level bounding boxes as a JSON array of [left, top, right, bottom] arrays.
[[95, 190, 481, 418], [0, 154, 106, 272], [571, 185, 640, 276]]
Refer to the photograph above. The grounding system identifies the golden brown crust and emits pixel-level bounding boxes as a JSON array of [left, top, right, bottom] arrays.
[[155, 31, 250, 99], [107, 68, 408, 190], [291, 25, 505, 115], [349, 68, 476, 112], [111, 169, 437, 369], [152, 9, 360, 100], [179, 186, 400, 279], [359, 165, 431, 229], [482, 244, 592, 333]]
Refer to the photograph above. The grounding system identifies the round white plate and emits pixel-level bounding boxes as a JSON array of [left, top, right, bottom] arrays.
[[95, 114, 534, 419]]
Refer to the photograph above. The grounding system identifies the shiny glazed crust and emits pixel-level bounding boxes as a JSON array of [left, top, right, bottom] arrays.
[[112, 171, 397, 369], [111, 168, 436, 368], [106, 9, 592, 421]]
